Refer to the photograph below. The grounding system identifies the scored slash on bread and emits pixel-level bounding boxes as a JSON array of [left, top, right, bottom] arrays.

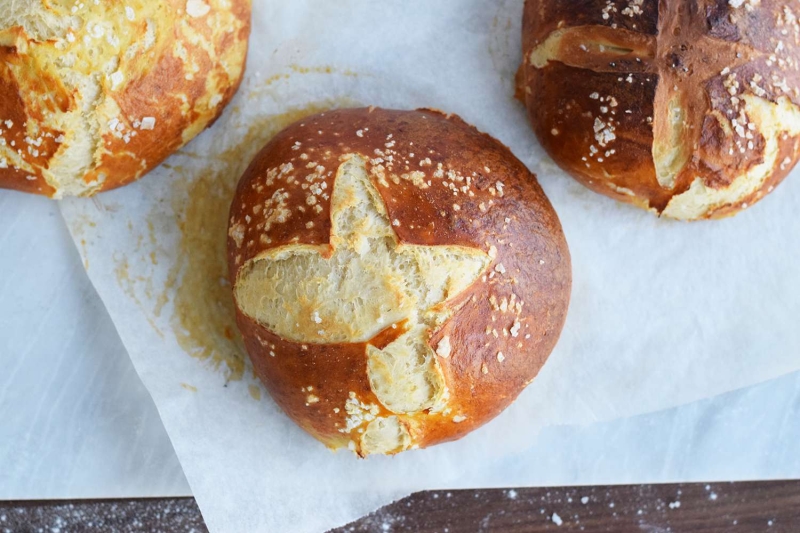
[[0, 0, 250, 197], [518, 0, 800, 220], [228, 108, 571, 456]]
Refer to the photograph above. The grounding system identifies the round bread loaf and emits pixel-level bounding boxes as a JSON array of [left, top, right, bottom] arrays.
[[518, 0, 800, 220], [0, 0, 250, 197], [228, 108, 571, 456]]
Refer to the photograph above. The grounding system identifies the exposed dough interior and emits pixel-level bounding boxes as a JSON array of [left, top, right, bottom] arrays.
[[235, 156, 491, 453]]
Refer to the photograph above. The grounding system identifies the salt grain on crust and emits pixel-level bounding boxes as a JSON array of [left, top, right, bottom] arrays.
[[436, 336, 452, 358], [140, 117, 156, 130], [186, 0, 211, 17]]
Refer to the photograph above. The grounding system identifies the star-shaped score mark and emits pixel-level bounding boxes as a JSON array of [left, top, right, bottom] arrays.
[[235, 156, 491, 414], [528, 2, 761, 189]]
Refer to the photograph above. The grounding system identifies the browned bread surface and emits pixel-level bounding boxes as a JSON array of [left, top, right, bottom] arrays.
[[519, 0, 800, 219], [228, 107, 571, 456], [0, 0, 250, 197]]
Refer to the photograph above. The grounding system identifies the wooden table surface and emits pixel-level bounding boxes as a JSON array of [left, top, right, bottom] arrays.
[[2, 481, 798, 532]]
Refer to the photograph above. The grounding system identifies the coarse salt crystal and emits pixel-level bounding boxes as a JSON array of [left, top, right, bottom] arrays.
[[186, 0, 211, 17], [109, 70, 124, 89], [436, 336, 452, 358]]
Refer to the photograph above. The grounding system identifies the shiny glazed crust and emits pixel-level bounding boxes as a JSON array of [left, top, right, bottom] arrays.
[[228, 108, 571, 456], [519, 0, 800, 220], [0, 0, 250, 197]]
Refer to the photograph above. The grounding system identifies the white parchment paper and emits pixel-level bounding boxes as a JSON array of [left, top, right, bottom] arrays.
[[0, 192, 189, 499], [58, 1, 800, 531]]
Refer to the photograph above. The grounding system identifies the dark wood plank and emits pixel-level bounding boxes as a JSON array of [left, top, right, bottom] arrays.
[[0, 498, 206, 533], [1, 481, 798, 532], [334, 481, 800, 532]]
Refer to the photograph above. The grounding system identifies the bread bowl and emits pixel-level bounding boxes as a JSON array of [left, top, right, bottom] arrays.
[[0, 0, 250, 197], [518, 0, 800, 220], [227, 107, 571, 456]]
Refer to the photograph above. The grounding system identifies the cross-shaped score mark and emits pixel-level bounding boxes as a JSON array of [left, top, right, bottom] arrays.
[[530, 2, 759, 188], [234, 156, 491, 416], [525, 2, 800, 218]]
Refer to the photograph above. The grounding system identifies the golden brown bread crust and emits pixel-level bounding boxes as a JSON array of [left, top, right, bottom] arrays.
[[228, 108, 571, 455], [0, 0, 250, 197], [519, 0, 800, 220]]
